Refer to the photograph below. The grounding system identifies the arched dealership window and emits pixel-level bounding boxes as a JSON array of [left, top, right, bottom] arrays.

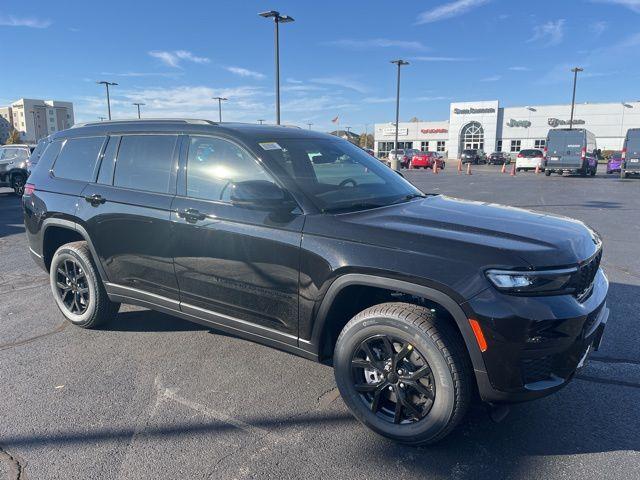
[[460, 122, 484, 150]]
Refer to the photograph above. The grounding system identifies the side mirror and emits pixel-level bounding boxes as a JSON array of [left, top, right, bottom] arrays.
[[230, 180, 295, 211]]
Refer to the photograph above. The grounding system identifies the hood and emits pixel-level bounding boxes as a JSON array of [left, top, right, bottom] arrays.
[[336, 195, 600, 268]]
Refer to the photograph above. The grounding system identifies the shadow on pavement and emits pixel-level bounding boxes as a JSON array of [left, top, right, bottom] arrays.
[[0, 192, 24, 239], [100, 309, 210, 332]]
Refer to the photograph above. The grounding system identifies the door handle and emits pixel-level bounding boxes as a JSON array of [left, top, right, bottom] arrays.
[[177, 208, 206, 223], [84, 194, 106, 206]]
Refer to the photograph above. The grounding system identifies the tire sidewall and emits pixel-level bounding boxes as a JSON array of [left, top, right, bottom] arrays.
[[50, 248, 98, 326], [334, 316, 457, 443]]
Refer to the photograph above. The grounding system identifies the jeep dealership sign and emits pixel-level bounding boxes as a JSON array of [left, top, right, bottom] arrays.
[[453, 107, 496, 114], [382, 127, 408, 136], [506, 119, 532, 128]]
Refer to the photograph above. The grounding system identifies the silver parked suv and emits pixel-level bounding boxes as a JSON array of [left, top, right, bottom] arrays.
[[0, 144, 36, 195]]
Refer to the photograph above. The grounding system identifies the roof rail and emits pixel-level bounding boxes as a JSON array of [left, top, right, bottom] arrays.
[[70, 118, 218, 129]]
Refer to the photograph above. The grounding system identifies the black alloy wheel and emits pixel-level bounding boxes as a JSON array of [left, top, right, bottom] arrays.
[[55, 258, 90, 315], [12, 174, 25, 196], [351, 334, 436, 424]]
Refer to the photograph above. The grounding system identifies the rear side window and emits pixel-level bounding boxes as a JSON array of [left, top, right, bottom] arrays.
[[29, 140, 49, 166], [626, 132, 640, 154], [114, 135, 177, 194], [36, 140, 64, 170], [53, 136, 105, 181]]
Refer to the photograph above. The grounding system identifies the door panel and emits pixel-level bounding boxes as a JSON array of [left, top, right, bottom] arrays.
[[172, 134, 303, 336]]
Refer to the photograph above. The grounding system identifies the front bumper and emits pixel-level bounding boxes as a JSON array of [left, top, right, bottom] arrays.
[[464, 268, 608, 403]]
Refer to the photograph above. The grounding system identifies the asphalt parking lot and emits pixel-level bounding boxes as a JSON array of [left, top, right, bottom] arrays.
[[1, 165, 639, 480]]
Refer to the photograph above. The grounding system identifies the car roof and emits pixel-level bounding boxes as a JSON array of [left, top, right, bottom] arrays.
[[60, 119, 337, 143]]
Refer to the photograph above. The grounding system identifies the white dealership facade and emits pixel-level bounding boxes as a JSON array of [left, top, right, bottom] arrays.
[[374, 100, 640, 159]]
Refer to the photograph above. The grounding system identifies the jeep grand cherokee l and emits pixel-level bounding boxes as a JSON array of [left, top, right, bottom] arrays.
[[23, 119, 609, 445]]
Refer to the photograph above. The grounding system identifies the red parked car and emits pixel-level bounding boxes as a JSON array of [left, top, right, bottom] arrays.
[[411, 152, 446, 170]]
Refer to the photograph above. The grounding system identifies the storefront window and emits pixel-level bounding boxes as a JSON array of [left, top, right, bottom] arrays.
[[510, 140, 521, 152], [436, 141, 446, 152], [420, 141, 429, 152], [377, 141, 395, 157], [460, 122, 484, 151], [496, 140, 502, 152], [534, 139, 546, 149]]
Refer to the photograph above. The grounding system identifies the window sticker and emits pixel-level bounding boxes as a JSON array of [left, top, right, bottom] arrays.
[[259, 142, 282, 151]]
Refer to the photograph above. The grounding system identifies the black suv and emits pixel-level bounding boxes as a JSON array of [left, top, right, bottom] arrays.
[[460, 149, 486, 164], [23, 120, 608, 445]]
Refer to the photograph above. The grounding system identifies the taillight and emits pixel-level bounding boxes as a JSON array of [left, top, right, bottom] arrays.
[[24, 183, 36, 195], [622, 148, 627, 160], [581, 147, 586, 160], [517, 153, 523, 158], [543, 147, 548, 158]]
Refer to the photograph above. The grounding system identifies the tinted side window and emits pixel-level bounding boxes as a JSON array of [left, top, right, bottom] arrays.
[[37, 140, 64, 171], [97, 136, 120, 185], [186, 136, 271, 202], [53, 136, 105, 181], [29, 140, 49, 166], [114, 135, 178, 194]]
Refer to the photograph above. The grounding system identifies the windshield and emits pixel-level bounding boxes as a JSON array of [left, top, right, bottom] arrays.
[[258, 137, 422, 213]]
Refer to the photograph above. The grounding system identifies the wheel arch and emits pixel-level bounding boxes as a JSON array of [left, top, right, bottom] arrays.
[[305, 274, 487, 377], [41, 218, 108, 281]]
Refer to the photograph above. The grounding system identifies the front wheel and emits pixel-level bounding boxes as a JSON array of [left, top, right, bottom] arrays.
[[334, 303, 472, 445], [50, 241, 120, 328], [545, 169, 552, 176]]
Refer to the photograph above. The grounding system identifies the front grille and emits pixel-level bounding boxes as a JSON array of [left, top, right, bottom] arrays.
[[521, 356, 553, 384], [569, 250, 602, 301]]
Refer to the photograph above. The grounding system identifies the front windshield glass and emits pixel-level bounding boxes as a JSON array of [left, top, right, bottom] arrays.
[[258, 137, 422, 213]]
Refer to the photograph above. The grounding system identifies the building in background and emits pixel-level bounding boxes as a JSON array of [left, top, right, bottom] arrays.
[[0, 98, 74, 144], [375, 100, 640, 159]]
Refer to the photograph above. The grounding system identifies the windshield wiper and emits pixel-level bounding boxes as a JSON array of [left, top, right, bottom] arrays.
[[389, 193, 428, 205], [321, 202, 386, 214]]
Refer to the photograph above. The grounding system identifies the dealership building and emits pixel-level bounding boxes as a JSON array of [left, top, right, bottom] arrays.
[[374, 100, 640, 159]]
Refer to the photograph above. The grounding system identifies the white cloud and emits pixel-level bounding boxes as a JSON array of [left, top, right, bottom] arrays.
[[508, 66, 530, 71], [592, 0, 640, 12], [591, 21, 609, 36], [362, 97, 395, 104], [101, 71, 183, 78], [416, 0, 490, 24], [310, 77, 369, 94], [286, 78, 303, 84], [480, 75, 502, 82], [324, 38, 427, 50], [225, 66, 265, 79], [528, 19, 565, 46], [412, 56, 477, 62], [0, 14, 51, 28], [148, 50, 210, 68]]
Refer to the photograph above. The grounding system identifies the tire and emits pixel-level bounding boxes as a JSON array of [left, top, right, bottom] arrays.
[[49, 241, 120, 328], [334, 302, 472, 445], [545, 170, 551, 176], [11, 173, 26, 196]]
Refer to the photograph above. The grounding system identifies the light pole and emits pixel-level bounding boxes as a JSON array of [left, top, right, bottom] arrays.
[[258, 119, 265, 124], [391, 59, 409, 170], [98, 116, 107, 121], [621, 102, 633, 136], [97, 81, 118, 120], [212, 96, 227, 122], [569, 67, 583, 130], [132, 102, 145, 119], [259, 10, 294, 125], [29, 110, 37, 141], [307, 122, 313, 130]]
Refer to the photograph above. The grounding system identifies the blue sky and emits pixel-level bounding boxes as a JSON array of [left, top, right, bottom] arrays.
[[2, 0, 640, 132]]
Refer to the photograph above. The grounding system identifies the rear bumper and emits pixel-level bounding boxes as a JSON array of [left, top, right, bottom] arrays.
[[464, 268, 609, 403]]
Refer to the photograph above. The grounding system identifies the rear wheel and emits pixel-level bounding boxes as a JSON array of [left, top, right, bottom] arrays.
[[50, 241, 120, 328], [11, 173, 26, 196], [545, 169, 552, 176], [334, 302, 472, 445]]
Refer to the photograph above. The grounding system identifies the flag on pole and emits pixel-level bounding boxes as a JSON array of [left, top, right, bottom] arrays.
[[331, 115, 339, 124]]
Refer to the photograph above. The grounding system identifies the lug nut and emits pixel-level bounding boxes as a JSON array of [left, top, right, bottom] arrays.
[[399, 383, 405, 388], [397, 369, 403, 375], [388, 386, 393, 391]]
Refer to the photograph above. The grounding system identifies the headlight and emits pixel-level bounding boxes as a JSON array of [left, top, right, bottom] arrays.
[[485, 268, 576, 294]]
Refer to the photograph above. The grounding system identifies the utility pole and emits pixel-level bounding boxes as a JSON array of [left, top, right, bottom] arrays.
[[132, 102, 145, 119], [259, 10, 295, 125], [307, 122, 313, 130], [258, 119, 265, 124], [390, 60, 409, 170], [212, 96, 227, 122], [569, 67, 583, 130], [97, 81, 118, 120]]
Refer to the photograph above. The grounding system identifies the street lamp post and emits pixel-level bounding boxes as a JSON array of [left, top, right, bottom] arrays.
[[212, 96, 227, 122], [259, 10, 294, 125], [307, 122, 313, 130], [569, 67, 583, 130], [97, 81, 118, 120], [258, 119, 265, 124], [390, 60, 409, 170], [132, 102, 145, 119]]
